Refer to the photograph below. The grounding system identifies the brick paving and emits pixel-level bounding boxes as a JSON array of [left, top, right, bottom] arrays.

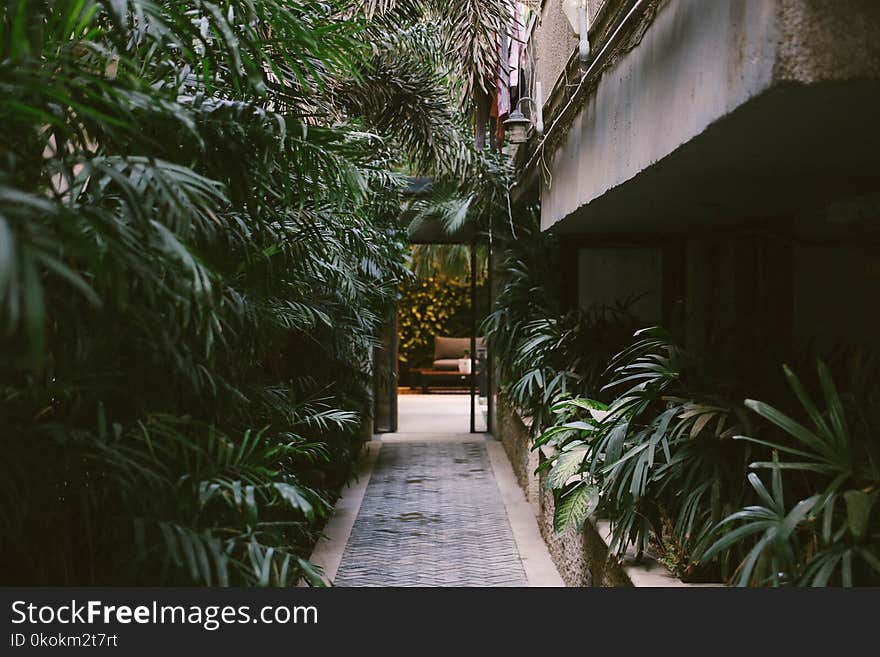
[[333, 440, 529, 587]]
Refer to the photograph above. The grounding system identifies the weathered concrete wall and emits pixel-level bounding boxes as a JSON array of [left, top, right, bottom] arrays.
[[577, 247, 663, 321], [776, 0, 880, 83], [787, 186, 880, 351], [496, 396, 540, 510], [542, 0, 779, 231], [538, 0, 880, 233], [532, 1, 613, 115], [537, 469, 634, 587], [532, 1, 579, 108]]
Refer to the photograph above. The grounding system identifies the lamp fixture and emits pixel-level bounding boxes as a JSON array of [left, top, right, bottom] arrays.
[[561, 0, 590, 63], [503, 103, 531, 144]]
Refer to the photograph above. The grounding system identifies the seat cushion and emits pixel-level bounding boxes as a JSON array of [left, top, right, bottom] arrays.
[[433, 336, 484, 360], [432, 358, 462, 371]]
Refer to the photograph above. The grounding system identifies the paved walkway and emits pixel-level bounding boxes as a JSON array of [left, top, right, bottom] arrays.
[[396, 392, 487, 433], [309, 395, 564, 587], [334, 440, 527, 586]]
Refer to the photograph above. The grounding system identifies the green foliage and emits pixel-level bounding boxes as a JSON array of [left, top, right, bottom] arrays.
[[553, 483, 600, 534], [536, 327, 880, 585], [483, 210, 642, 434], [410, 244, 487, 281], [536, 328, 762, 578], [703, 361, 880, 586], [0, 0, 510, 585], [397, 274, 485, 377]]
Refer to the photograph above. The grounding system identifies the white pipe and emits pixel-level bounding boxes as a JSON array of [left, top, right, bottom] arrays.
[[535, 81, 544, 135], [578, 5, 590, 62], [522, 0, 647, 175]]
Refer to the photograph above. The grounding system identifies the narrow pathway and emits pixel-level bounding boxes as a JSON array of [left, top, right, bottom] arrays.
[[309, 396, 564, 587], [334, 439, 527, 586]]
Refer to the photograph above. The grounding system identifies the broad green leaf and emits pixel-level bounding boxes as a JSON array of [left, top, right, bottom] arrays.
[[744, 399, 834, 461], [297, 557, 326, 587], [553, 484, 599, 533], [545, 445, 588, 489], [843, 489, 877, 540]]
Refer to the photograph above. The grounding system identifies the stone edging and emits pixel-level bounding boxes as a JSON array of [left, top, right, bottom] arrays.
[[306, 440, 381, 586]]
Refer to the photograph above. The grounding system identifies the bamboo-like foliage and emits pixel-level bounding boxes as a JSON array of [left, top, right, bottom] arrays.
[[350, 0, 514, 109], [0, 0, 509, 585]]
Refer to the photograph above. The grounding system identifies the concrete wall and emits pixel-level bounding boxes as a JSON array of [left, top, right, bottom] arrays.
[[537, 0, 880, 234], [542, 0, 779, 231], [793, 243, 880, 348], [532, 0, 622, 105], [776, 0, 880, 83], [786, 194, 880, 350], [531, 1, 579, 106], [495, 396, 540, 511]]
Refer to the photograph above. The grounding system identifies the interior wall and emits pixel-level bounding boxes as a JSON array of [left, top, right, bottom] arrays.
[[793, 243, 880, 349], [570, 222, 879, 363], [576, 247, 663, 322], [682, 227, 793, 358], [785, 204, 880, 350]]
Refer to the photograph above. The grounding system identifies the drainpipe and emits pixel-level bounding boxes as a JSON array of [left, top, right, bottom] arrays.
[[523, 0, 648, 175], [578, 4, 590, 63], [535, 81, 544, 135], [563, 1, 591, 63], [469, 244, 477, 434]]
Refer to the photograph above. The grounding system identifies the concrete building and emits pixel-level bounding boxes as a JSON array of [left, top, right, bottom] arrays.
[[509, 0, 880, 351]]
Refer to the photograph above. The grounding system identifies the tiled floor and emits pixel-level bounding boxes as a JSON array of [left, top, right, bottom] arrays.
[[333, 440, 528, 586], [307, 393, 563, 587]]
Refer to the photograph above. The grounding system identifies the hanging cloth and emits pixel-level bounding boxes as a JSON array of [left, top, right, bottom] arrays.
[[509, 2, 522, 93], [496, 32, 510, 118]]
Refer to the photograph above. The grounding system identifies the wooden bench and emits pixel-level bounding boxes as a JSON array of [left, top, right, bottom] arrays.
[[411, 367, 474, 393]]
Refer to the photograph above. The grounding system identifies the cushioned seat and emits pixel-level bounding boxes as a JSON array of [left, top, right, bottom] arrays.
[[432, 336, 484, 370], [413, 336, 486, 392]]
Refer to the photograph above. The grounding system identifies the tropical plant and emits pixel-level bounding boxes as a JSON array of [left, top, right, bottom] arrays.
[[484, 211, 642, 433], [703, 360, 880, 586], [0, 0, 513, 585], [535, 323, 880, 585], [410, 244, 487, 281], [535, 328, 749, 567]]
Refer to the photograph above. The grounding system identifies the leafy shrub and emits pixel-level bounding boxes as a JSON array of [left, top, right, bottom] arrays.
[[1, 0, 502, 585], [536, 328, 756, 580], [703, 360, 880, 586], [537, 328, 880, 585]]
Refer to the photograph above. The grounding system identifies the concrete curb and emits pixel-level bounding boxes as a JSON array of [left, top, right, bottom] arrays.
[[485, 438, 566, 587], [307, 441, 381, 585]]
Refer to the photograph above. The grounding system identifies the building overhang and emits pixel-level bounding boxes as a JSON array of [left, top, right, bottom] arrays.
[[549, 80, 880, 238], [531, 0, 880, 237]]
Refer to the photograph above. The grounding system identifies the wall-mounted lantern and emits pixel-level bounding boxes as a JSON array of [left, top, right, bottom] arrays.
[[503, 104, 532, 144], [562, 0, 590, 63]]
